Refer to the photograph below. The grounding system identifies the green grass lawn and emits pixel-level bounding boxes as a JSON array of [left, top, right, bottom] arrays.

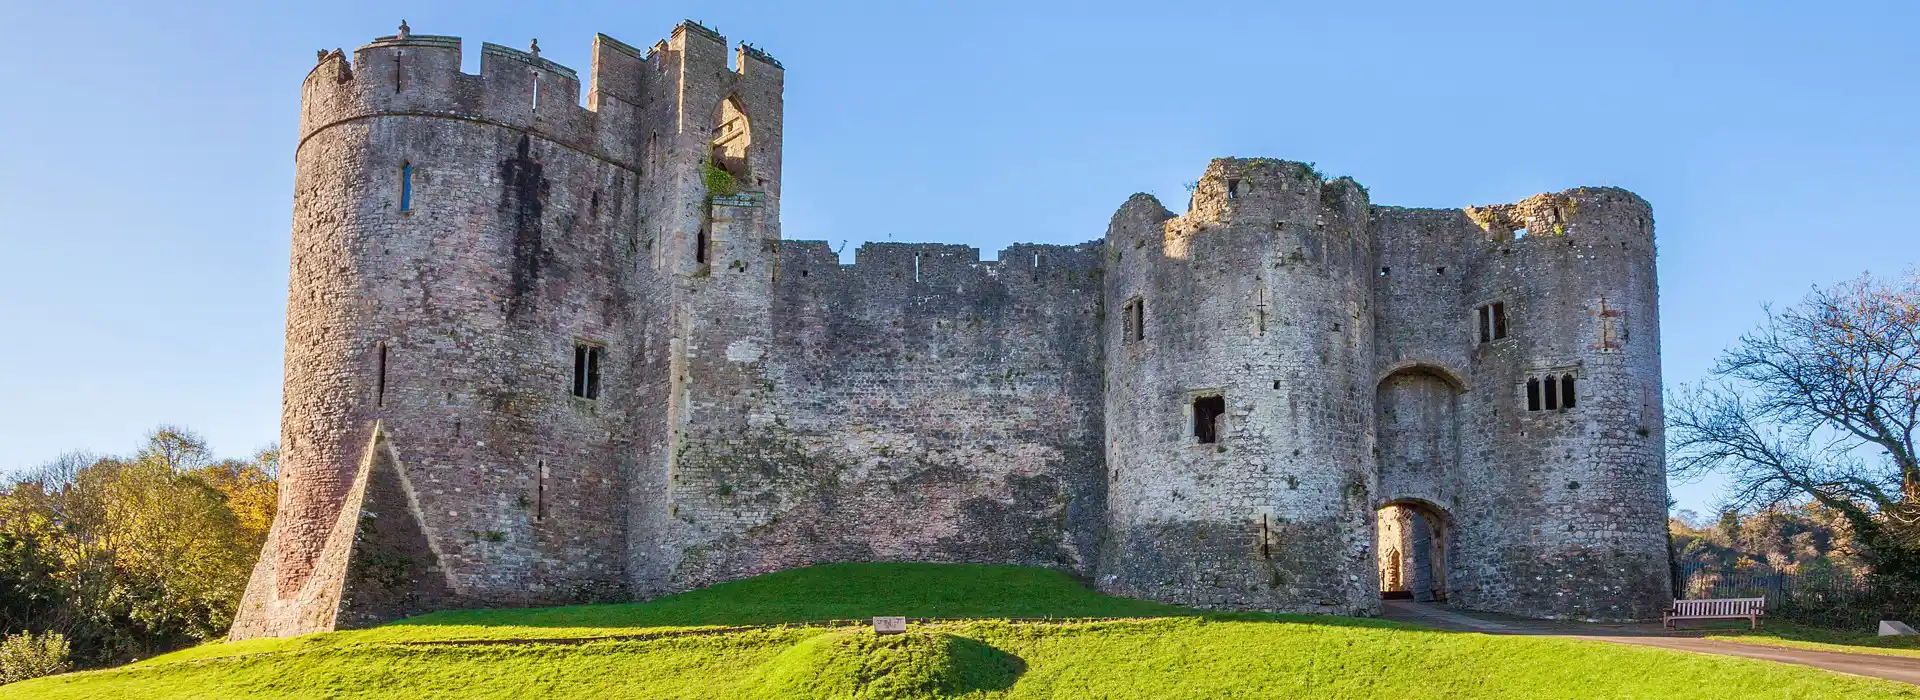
[[6, 563, 1915, 699], [1697, 619, 1920, 659]]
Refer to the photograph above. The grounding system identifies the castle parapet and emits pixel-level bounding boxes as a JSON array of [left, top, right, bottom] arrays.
[[775, 241, 1101, 290], [298, 28, 655, 170]]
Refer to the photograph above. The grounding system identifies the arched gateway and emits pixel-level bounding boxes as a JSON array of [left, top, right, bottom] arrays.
[[1373, 365, 1464, 602]]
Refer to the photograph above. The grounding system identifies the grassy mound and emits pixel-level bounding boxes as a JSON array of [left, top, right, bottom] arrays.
[[744, 630, 1022, 699], [5, 563, 1916, 699]]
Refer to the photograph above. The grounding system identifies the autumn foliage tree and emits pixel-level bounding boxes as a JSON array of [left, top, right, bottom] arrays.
[[1669, 271, 1920, 585], [0, 427, 276, 672]]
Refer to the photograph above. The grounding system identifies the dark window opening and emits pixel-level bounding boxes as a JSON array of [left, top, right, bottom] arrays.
[[695, 222, 711, 265], [1259, 515, 1271, 559], [1227, 179, 1240, 199], [1272, 380, 1282, 390], [399, 163, 413, 212], [1193, 395, 1225, 444], [1526, 373, 1578, 412], [1380, 266, 1391, 276], [1436, 266, 1446, 274], [1476, 302, 1508, 343], [375, 342, 389, 407], [1124, 297, 1145, 343], [572, 344, 603, 399]]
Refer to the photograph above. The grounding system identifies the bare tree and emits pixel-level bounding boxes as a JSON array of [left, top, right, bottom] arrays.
[[135, 426, 210, 473], [1668, 271, 1920, 581]]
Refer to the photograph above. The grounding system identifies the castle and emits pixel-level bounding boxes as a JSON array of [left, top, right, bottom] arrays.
[[231, 22, 1672, 639]]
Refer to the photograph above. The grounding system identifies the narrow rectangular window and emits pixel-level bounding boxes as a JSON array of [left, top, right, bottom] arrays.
[[1526, 378, 1541, 411], [1227, 179, 1240, 199], [1492, 302, 1508, 339], [1193, 395, 1225, 444], [1544, 375, 1560, 410], [695, 222, 711, 265], [1561, 374, 1576, 409], [586, 346, 602, 399], [1477, 305, 1491, 343], [572, 346, 588, 396], [572, 343, 603, 399], [536, 460, 548, 522], [399, 163, 413, 212], [375, 342, 389, 407], [1124, 297, 1145, 343]]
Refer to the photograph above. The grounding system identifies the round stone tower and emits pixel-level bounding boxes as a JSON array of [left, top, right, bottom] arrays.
[[1099, 159, 1378, 614], [232, 29, 652, 637], [1451, 188, 1670, 619]]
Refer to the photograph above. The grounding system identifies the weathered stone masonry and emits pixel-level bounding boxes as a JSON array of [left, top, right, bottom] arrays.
[[231, 22, 1671, 640]]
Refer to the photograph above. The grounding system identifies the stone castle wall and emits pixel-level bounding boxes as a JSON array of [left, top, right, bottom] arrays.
[[234, 22, 1672, 640], [653, 241, 1107, 592]]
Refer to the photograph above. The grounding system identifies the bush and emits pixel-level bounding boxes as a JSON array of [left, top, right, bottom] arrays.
[[0, 631, 70, 685]]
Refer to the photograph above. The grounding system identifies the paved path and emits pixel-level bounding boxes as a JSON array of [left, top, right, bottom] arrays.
[[1381, 601, 1920, 687]]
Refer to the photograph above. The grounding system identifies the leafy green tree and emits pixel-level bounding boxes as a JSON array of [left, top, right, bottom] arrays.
[[0, 427, 276, 667]]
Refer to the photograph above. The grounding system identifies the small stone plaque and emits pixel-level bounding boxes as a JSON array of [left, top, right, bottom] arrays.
[[1880, 620, 1916, 636], [872, 616, 907, 635]]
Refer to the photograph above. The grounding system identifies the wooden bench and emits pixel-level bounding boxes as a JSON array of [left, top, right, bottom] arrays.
[[1664, 597, 1766, 630]]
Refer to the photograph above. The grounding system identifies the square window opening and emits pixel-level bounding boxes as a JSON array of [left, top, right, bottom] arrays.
[[1193, 395, 1226, 444]]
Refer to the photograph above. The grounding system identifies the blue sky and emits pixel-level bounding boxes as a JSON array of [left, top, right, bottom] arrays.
[[0, 0, 1913, 514]]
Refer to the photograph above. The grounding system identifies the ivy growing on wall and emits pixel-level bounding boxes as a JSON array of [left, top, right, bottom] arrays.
[[703, 160, 738, 197]]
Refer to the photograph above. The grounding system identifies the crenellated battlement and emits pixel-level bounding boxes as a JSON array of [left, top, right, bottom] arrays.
[[295, 26, 700, 171], [777, 240, 1103, 289]]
